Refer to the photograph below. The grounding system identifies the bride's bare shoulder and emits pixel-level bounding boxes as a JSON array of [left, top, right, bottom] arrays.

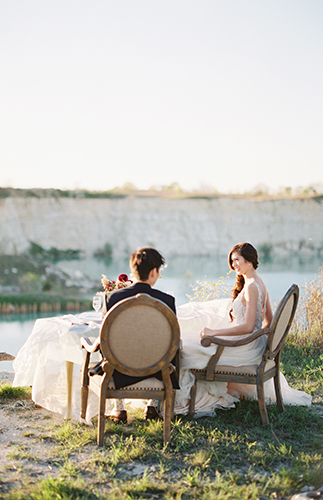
[[245, 279, 266, 297], [244, 281, 259, 299], [250, 278, 267, 298]]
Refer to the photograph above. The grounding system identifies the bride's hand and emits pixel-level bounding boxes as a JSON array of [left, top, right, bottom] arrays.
[[200, 327, 215, 338]]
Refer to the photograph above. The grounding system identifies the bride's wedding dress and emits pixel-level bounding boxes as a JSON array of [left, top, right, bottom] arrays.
[[174, 283, 312, 416]]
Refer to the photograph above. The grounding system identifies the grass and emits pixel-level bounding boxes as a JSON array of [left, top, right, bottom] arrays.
[[1, 394, 322, 499], [2, 185, 323, 200], [281, 344, 323, 395], [0, 383, 31, 401]]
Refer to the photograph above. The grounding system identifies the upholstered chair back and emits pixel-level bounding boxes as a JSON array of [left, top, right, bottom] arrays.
[[266, 284, 299, 358], [100, 293, 180, 376]]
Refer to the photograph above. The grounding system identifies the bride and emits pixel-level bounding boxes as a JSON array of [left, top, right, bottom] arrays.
[[174, 242, 312, 416]]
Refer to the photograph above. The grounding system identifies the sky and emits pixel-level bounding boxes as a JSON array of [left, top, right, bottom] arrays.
[[1, 0, 323, 194]]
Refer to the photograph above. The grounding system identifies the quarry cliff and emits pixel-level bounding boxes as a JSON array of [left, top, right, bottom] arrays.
[[0, 191, 322, 258]]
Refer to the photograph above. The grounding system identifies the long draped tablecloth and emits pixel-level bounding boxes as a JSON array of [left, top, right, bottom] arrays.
[[13, 312, 102, 422]]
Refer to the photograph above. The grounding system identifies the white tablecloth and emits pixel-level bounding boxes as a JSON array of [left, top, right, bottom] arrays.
[[13, 312, 102, 422]]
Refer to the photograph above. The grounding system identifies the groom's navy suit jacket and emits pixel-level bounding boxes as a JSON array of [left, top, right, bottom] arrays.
[[105, 282, 176, 315], [103, 282, 179, 390]]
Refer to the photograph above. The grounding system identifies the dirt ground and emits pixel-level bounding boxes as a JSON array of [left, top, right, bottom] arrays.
[[0, 371, 88, 492], [0, 371, 157, 495]]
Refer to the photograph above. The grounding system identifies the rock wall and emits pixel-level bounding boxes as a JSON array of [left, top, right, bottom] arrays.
[[0, 195, 323, 258]]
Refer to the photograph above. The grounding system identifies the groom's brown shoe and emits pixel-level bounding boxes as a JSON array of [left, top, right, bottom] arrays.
[[144, 406, 161, 420], [105, 409, 127, 424]]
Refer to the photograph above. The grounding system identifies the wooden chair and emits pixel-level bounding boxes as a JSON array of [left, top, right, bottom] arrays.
[[80, 293, 180, 446], [189, 284, 299, 425], [0, 352, 15, 361]]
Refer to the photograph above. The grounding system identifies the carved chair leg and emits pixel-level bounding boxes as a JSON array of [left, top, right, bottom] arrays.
[[65, 361, 74, 420], [161, 368, 175, 445], [164, 391, 173, 445], [256, 378, 269, 425], [274, 370, 285, 413], [189, 376, 197, 417], [171, 388, 176, 415], [80, 386, 89, 420], [98, 377, 108, 447], [80, 353, 90, 420]]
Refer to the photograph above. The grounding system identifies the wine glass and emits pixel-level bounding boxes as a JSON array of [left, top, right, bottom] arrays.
[[92, 295, 103, 313]]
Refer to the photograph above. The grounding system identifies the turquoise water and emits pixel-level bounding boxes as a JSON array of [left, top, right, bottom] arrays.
[[55, 254, 323, 304], [1, 255, 322, 372]]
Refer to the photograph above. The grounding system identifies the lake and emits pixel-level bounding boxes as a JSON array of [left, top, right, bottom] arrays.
[[1, 254, 322, 372]]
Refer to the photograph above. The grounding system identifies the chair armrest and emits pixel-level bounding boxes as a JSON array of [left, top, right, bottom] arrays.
[[80, 336, 101, 353], [201, 327, 271, 348], [80, 337, 101, 392]]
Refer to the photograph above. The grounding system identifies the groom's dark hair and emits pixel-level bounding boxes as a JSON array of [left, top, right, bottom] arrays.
[[130, 247, 165, 281]]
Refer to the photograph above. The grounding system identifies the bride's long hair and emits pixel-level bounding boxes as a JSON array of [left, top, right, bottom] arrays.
[[228, 242, 259, 321]]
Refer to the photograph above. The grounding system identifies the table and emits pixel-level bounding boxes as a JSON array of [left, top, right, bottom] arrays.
[[13, 312, 102, 423]]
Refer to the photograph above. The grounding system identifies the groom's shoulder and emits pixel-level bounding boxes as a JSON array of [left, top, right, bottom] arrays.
[[150, 288, 176, 314], [105, 283, 176, 314]]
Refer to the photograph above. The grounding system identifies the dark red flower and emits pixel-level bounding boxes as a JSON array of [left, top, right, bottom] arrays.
[[118, 274, 128, 282], [104, 280, 116, 291]]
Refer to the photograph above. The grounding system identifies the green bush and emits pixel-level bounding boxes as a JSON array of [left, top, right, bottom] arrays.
[[18, 272, 42, 293], [0, 383, 31, 401], [93, 242, 113, 258], [28, 242, 81, 261]]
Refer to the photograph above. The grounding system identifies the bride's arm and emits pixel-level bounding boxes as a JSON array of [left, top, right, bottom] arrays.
[[200, 283, 258, 338]]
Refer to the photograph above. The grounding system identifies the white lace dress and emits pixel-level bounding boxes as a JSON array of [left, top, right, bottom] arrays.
[[174, 283, 312, 416]]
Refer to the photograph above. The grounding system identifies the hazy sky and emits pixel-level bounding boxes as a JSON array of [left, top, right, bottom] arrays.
[[1, 1, 322, 194]]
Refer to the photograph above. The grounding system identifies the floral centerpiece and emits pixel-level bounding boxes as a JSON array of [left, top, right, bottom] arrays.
[[100, 273, 133, 293]]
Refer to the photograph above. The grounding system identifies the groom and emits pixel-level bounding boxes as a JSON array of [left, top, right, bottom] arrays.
[[101, 246, 178, 423]]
